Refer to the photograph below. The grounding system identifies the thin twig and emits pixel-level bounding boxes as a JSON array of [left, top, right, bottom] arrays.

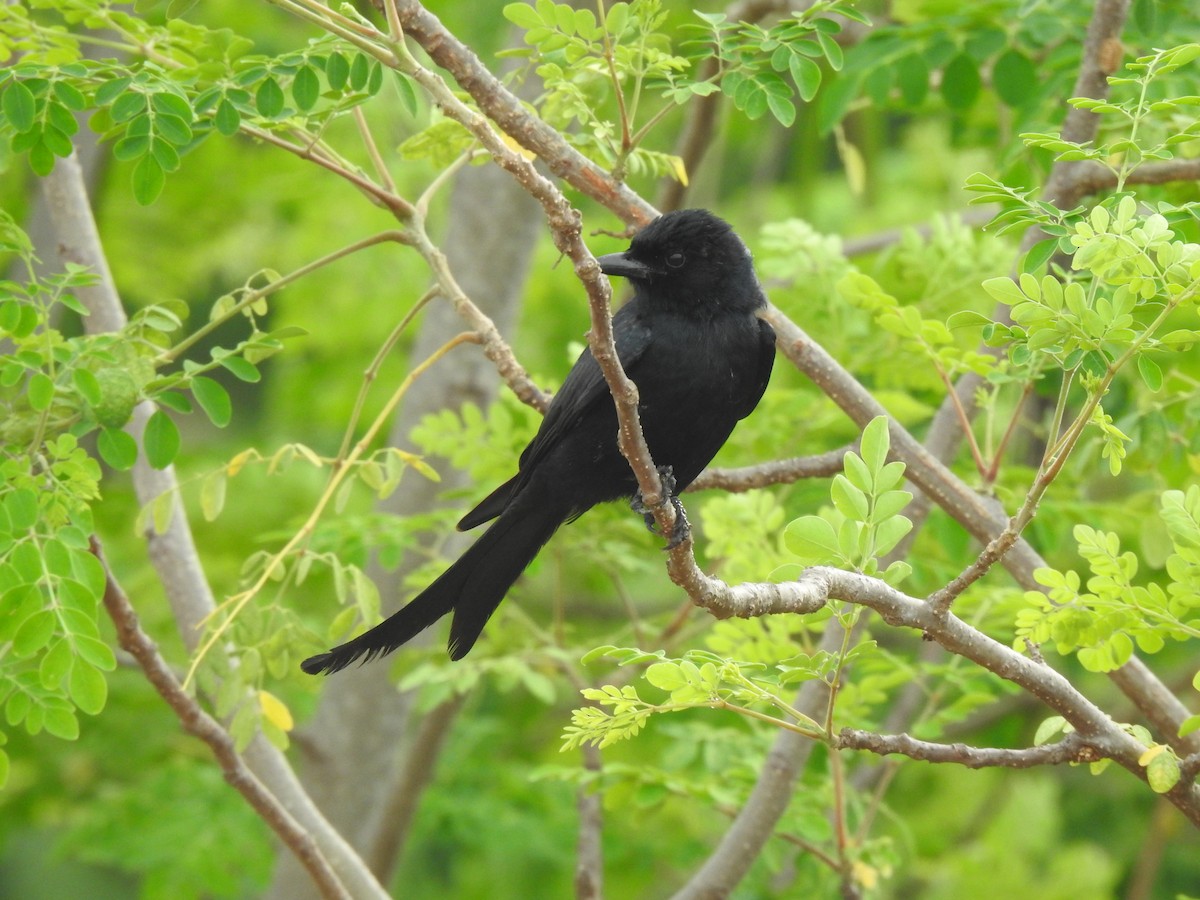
[[836, 729, 1097, 768], [185, 332, 477, 688], [686, 446, 852, 492], [160, 230, 412, 365], [353, 106, 398, 195]]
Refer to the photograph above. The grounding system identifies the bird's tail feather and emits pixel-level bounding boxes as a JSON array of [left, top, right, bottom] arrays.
[[301, 502, 560, 674]]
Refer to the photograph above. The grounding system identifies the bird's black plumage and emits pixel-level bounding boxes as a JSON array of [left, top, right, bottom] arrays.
[[301, 209, 775, 674]]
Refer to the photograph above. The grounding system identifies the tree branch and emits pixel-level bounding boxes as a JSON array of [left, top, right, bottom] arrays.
[[39, 150, 391, 900], [1109, 657, 1200, 757], [671, 619, 849, 900], [386, 3, 682, 533], [575, 743, 604, 900], [394, 0, 657, 226], [835, 729, 1097, 768], [687, 446, 852, 492], [671, 564, 1200, 827], [1041, 0, 1133, 209], [93, 538, 351, 900]]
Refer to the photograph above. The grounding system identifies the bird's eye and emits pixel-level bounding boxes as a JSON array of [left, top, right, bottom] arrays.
[[666, 251, 686, 268]]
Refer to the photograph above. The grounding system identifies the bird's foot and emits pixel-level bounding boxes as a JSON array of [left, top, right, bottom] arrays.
[[630, 466, 691, 549]]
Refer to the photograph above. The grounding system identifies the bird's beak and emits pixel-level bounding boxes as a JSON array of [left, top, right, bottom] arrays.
[[596, 251, 659, 280]]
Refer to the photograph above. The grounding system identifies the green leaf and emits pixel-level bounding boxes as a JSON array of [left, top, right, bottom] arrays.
[[98, 427, 138, 470], [39, 639, 72, 689], [1132, 0, 1156, 35], [816, 30, 843, 71], [2, 80, 36, 132], [69, 662, 108, 715], [875, 461, 907, 493], [255, 77, 285, 117], [941, 54, 980, 110], [4, 489, 38, 530], [882, 560, 912, 585], [292, 65, 319, 110], [214, 97, 241, 135], [155, 391, 192, 414], [151, 92, 192, 121], [842, 452, 872, 492], [154, 114, 192, 146], [27, 372, 55, 411], [873, 489, 912, 520], [946, 310, 993, 330], [143, 410, 180, 469], [219, 356, 261, 382], [873, 515, 912, 556], [1021, 238, 1058, 275], [816, 70, 861, 134], [503, 2, 544, 29], [859, 416, 890, 474], [43, 704, 79, 740], [94, 77, 132, 107], [992, 48, 1037, 107], [831, 475, 869, 521], [75, 635, 116, 671], [1033, 715, 1067, 745], [73, 368, 101, 405], [394, 73, 420, 117], [113, 133, 150, 161], [26, 137, 58, 170], [325, 52, 350, 91], [349, 53, 370, 91], [14, 610, 55, 657], [150, 137, 180, 172], [766, 90, 796, 127], [790, 54, 822, 103], [645, 662, 687, 691], [784, 516, 841, 563], [1137, 355, 1163, 392], [191, 376, 232, 427], [1143, 746, 1180, 793], [894, 54, 929, 106], [863, 65, 891, 107], [981, 276, 1026, 306], [131, 155, 166, 205], [149, 490, 175, 534], [111, 91, 147, 123]]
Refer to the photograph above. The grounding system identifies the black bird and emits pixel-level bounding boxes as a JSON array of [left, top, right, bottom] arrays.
[[301, 209, 775, 674]]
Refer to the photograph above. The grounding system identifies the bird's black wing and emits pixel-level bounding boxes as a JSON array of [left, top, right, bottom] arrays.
[[457, 304, 653, 531], [737, 317, 776, 419]]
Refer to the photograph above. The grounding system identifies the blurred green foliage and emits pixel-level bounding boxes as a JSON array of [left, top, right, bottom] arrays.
[[0, 0, 1198, 898]]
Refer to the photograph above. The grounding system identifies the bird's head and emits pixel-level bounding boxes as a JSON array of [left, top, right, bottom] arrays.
[[595, 209, 764, 315]]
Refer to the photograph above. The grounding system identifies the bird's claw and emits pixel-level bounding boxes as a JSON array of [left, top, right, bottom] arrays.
[[630, 466, 691, 549]]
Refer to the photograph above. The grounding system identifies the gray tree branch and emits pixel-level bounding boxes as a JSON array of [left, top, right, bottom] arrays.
[[39, 151, 390, 900]]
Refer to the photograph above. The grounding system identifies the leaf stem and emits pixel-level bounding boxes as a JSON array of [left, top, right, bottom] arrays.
[[183, 331, 474, 689], [158, 231, 410, 366]]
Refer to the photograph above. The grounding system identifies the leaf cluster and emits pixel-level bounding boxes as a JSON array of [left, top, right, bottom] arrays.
[[690, 1, 864, 127], [1017, 487, 1200, 686], [782, 417, 913, 584], [1, 9, 389, 203]]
